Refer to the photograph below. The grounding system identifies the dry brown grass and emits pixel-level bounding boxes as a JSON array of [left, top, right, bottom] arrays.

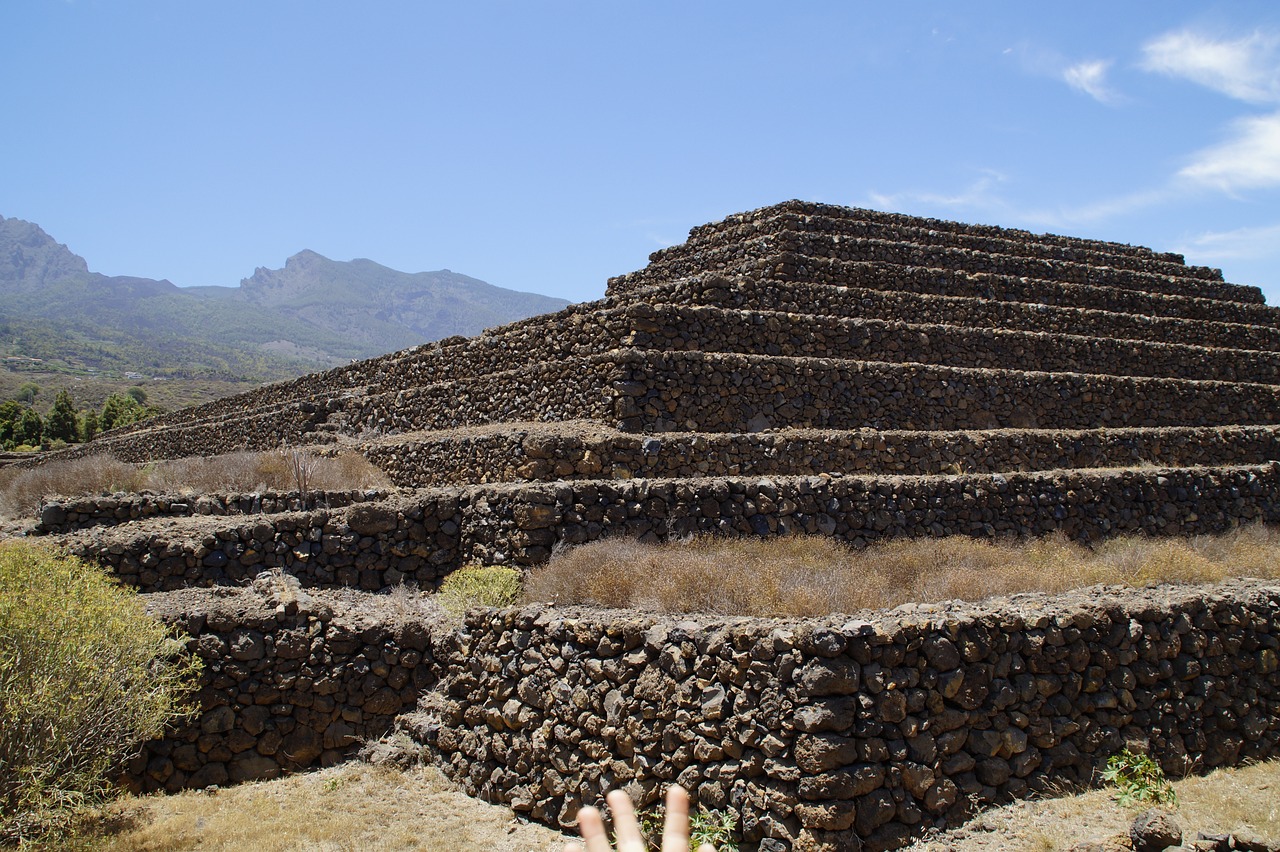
[[0, 456, 143, 519], [47, 757, 1278, 852], [54, 762, 567, 851], [523, 526, 1280, 617], [0, 450, 391, 520]]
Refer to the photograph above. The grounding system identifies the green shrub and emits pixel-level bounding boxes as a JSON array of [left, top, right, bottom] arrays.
[[0, 541, 201, 841], [437, 565, 522, 616], [1102, 748, 1178, 808], [639, 803, 739, 851]]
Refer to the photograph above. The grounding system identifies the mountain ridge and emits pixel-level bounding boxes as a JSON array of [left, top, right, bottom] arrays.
[[0, 214, 570, 386]]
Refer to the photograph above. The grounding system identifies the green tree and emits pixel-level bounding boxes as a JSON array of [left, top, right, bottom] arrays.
[[14, 408, 42, 447], [45, 390, 78, 444], [125, 386, 148, 405], [99, 393, 142, 432], [80, 409, 99, 442], [13, 383, 39, 406], [0, 401, 21, 449], [0, 541, 201, 840]]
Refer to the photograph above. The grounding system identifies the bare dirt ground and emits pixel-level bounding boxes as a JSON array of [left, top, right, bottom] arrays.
[[905, 760, 1280, 852], [75, 763, 570, 852], [60, 759, 1280, 852]]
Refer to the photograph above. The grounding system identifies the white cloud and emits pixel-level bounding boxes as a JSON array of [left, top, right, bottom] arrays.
[[1141, 29, 1280, 103], [1063, 59, 1118, 104], [1179, 110, 1280, 191], [867, 170, 1012, 215], [1177, 221, 1280, 261]]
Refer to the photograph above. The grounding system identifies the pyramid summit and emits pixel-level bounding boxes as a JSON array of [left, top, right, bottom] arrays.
[[50, 199, 1280, 571]]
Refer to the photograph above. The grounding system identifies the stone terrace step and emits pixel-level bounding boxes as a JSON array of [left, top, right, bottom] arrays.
[[610, 232, 1261, 305], [97, 346, 1280, 458], [636, 274, 1280, 354], [657, 206, 1228, 288], [611, 257, 1280, 329], [58, 463, 1280, 590], [610, 349, 1280, 433], [698, 200, 1199, 267], [361, 422, 1280, 487], [621, 304, 1280, 384]]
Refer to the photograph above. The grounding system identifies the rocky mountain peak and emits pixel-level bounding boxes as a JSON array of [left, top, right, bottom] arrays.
[[0, 215, 91, 287]]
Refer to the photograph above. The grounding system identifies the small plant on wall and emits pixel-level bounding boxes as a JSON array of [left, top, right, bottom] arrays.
[[1102, 748, 1178, 807]]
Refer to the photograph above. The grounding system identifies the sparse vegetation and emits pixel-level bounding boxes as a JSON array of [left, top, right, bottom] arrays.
[[639, 802, 738, 852], [56, 762, 569, 851], [0, 541, 201, 842], [437, 565, 523, 617], [524, 526, 1280, 617], [0, 455, 144, 518], [0, 450, 391, 520], [1103, 748, 1178, 808]]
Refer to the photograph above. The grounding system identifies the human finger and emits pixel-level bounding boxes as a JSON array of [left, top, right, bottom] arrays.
[[575, 805, 612, 852], [606, 789, 646, 851], [662, 785, 693, 852]]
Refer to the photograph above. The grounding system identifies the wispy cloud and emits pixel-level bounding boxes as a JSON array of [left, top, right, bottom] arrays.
[[866, 170, 1012, 215], [1177, 221, 1280, 262], [1063, 59, 1118, 104], [1140, 29, 1280, 104], [1178, 110, 1280, 192]]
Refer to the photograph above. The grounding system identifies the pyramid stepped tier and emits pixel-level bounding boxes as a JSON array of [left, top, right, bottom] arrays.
[[362, 422, 1280, 487], [608, 200, 1259, 303], [689, 200, 1218, 274], [56, 463, 1280, 592], [643, 272, 1280, 351], [47, 198, 1279, 559]]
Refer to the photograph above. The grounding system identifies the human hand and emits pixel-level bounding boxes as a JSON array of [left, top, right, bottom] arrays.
[[565, 784, 715, 852]]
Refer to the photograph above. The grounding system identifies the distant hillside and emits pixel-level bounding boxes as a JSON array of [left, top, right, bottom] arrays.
[[0, 215, 570, 387]]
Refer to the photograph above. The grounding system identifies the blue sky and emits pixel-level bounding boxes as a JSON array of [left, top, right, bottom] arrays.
[[4, 1, 1280, 305]]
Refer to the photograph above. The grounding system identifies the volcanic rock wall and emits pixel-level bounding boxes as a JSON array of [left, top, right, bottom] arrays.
[[62, 463, 1280, 594], [413, 579, 1280, 851], [129, 582, 436, 794]]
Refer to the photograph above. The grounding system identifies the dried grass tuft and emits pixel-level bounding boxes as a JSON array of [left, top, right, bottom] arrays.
[[0, 456, 143, 519], [0, 450, 391, 520], [524, 526, 1280, 617]]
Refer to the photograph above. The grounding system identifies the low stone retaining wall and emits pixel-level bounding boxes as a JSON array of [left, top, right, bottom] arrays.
[[126, 572, 1280, 849], [37, 489, 392, 534], [412, 579, 1280, 850], [364, 424, 1280, 488], [64, 463, 1280, 593], [127, 582, 438, 794]]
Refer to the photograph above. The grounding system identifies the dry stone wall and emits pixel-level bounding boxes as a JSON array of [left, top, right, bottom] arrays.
[[364, 425, 1280, 488], [65, 463, 1280, 593], [412, 579, 1280, 851], [620, 304, 1280, 384], [611, 255, 1279, 331], [684, 201, 1220, 278], [612, 350, 1280, 434], [36, 489, 391, 534], [611, 234, 1256, 305], [127, 583, 437, 794], [124, 574, 1280, 850], [647, 274, 1280, 353], [671, 211, 1232, 289]]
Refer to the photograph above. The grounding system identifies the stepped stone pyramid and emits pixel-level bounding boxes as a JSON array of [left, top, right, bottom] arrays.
[[75, 200, 1280, 570]]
